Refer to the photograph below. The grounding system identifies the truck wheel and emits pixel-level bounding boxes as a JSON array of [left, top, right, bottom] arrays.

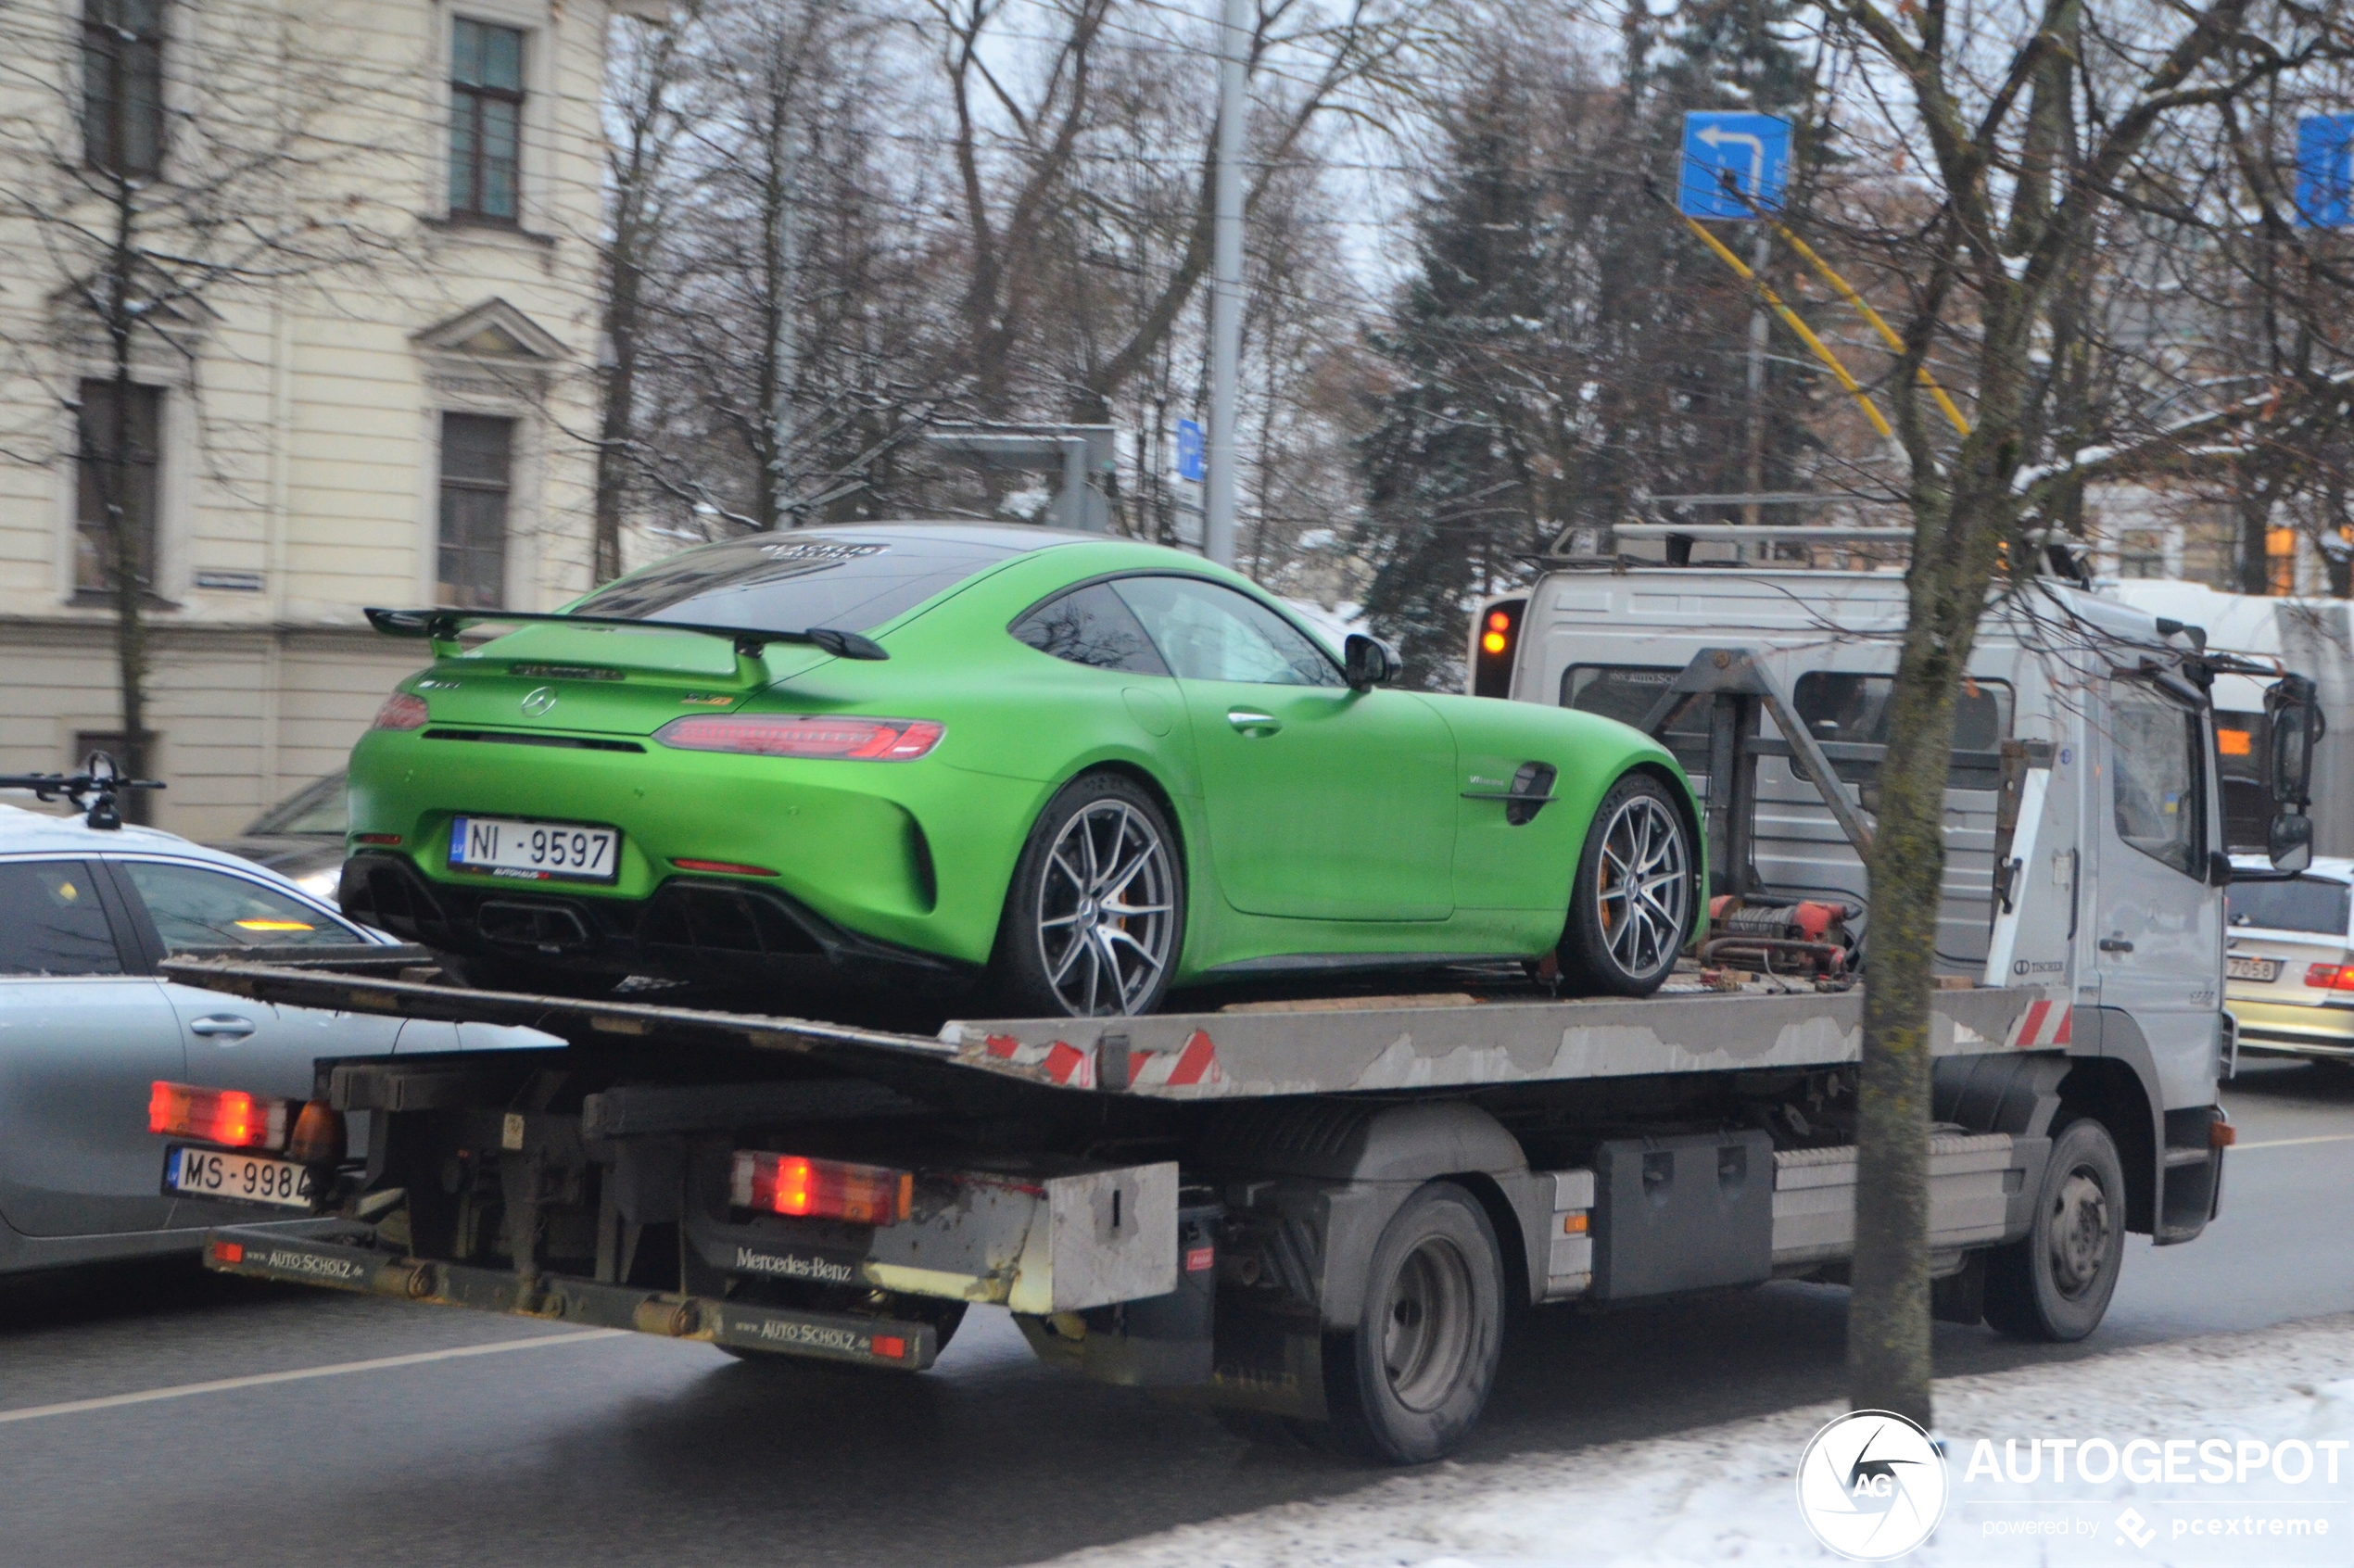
[[1554, 773, 1694, 997], [1321, 1182, 1504, 1464], [993, 773, 1183, 1018], [1984, 1119, 2125, 1342]]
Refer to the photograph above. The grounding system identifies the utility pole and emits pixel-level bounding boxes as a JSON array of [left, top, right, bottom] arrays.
[[1205, 0, 1248, 568], [766, 64, 799, 531], [1741, 230, 1770, 529]]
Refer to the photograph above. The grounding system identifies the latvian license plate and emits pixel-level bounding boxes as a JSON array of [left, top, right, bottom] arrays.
[[2226, 956, 2281, 982], [448, 816, 620, 882], [166, 1146, 314, 1209]]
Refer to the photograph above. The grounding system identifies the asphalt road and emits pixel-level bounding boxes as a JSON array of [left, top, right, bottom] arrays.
[[3, 1057, 2350, 1568]]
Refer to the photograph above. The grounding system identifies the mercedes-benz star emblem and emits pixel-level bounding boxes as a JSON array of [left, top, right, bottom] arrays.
[[520, 687, 559, 717]]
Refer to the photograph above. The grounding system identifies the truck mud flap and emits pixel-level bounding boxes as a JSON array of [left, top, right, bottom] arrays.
[[202, 1224, 940, 1372]]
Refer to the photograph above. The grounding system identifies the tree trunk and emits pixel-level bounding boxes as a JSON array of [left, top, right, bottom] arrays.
[[593, 224, 642, 585], [1849, 333, 2025, 1424], [106, 178, 152, 823], [2235, 473, 2273, 596]]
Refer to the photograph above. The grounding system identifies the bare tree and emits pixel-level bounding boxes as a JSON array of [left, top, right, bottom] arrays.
[[0, 0, 410, 809], [1810, 0, 2348, 1423]]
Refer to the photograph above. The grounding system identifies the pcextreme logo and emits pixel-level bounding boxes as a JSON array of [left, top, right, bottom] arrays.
[[1796, 1409, 1952, 1561]]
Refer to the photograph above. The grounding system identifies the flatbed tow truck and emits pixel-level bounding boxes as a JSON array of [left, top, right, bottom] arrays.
[[154, 572, 2317, 1463]]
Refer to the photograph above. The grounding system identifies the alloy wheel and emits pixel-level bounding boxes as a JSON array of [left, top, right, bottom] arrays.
[[1595, 793, 1690, 980], [1033, 800, 1176, 1016]]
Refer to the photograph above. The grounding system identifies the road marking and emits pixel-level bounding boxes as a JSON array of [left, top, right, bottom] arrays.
[[2233, 1132, 2354, 1150], [0, 1328, 624, 1426]]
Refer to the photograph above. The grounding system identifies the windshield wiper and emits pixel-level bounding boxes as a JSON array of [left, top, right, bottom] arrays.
[[364, 607, 890, 664]]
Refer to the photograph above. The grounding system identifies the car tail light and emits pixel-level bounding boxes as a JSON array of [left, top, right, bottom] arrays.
[[729, 1152, 911, 1225], [1471, 598, 1523, 698], [149, 1081, 291, 1151], [371, 692, 429, 731], [672, 858, 779, 877], [2305, 964, 2354, 991], [654, 714, 943, 761], [287, 1100, 348, 1165]]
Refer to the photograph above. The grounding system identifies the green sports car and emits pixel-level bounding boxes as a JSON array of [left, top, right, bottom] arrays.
[[341, 525, 1700, 1016]]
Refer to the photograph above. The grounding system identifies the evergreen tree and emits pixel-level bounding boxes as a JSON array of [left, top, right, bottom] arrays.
[[1355, 67, 1553, 689], [1356, 8, 1826, 690]]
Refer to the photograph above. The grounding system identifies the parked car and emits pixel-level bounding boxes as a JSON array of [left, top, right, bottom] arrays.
[[206, 770, 348, 902], [0, 801, 523, 1275], [2225, 854, 2354, 1063], [341, 524, 1702, 1017]]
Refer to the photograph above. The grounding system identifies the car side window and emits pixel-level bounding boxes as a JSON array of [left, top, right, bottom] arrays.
[[2110, 682, 2204, 879], [1110, 575, 1341, 687], [116, 861, 361, 953], [1009, 583, 1171, 676], [0, 860, 125, 976]]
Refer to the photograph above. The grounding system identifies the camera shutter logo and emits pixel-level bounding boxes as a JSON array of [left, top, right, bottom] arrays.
[[1795, 1409, 1950, 1561], [520, 687, 559, 717]]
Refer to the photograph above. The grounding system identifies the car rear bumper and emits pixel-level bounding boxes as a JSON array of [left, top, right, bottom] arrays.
[[340, 854, 978, 994], [2225, 997, 2354, 1056]]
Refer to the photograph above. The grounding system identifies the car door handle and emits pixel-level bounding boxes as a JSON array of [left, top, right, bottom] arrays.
[[189, 1015, 256, 1039], [2098, 938, 2134, 954], [1226, 709, 1281, 736]]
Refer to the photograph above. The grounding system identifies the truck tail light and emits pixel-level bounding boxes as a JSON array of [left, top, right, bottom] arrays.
[[371, 692, 429, 731], [654, 714, 943, 761], [149, 1081, 291, 1151], [729, 1152, 911, 1225], [2305, 964, 2354, 991], [1471, 598, 1524, 699], [287, 1099, 348, 1165]]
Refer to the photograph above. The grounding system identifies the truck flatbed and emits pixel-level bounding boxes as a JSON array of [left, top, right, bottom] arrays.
[[164, 954, 2067, 1103]]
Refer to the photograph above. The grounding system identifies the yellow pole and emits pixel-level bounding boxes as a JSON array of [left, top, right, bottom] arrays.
[[1677, 214, 1895, 442], [1770, 222, 1972, 436]]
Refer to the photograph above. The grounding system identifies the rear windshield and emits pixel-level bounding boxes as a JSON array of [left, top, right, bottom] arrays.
[[569, 533, 1026, 635], [2227, 877, 2352, 935], [1792, 673, 2012, 752]]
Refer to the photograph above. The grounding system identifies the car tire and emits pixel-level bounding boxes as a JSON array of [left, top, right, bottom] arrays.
[[1554, 772, 1696, 997], [1317, 1182, 1505, 1464], [1983, 1118, 2126, 1342], [993, 772, 1183, 1018]]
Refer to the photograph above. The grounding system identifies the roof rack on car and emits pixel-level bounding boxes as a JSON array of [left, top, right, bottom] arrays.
[[0, 752, 164, 830]]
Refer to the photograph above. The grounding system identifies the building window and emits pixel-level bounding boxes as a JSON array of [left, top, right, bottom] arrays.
[[449, 18, 523, 221], [2117, 531, 2166, 579], [438, 413, 513, 608], [75, 381, 162, 596], [82, 0, 164, 177]]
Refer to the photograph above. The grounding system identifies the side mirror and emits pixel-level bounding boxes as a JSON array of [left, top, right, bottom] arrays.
[[1344, 634, 1399, 692], [2265, 673, 2322, 809], [2208, 849, 2234, 888], [2269, 811, 2313, 875]]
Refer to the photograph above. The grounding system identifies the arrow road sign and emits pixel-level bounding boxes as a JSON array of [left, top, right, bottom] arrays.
[[1679, 111, 1791, 221], [2297, 115, 2353, 229]]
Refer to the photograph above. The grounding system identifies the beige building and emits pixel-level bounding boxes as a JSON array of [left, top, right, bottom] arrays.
[[0, 0, 658, 838]]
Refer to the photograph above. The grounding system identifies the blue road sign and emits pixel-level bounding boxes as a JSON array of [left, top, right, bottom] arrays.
[[1175, 419, 1205, 483], [2297, 115, 2354, 229], [1679, 112, 1791, 221]]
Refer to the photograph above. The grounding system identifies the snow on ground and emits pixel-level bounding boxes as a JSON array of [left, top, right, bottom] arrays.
[[1034, 1315, 2354, 1568]]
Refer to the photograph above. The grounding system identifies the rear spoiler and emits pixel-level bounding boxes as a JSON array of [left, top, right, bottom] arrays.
[[363, 608, 889, 672]]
